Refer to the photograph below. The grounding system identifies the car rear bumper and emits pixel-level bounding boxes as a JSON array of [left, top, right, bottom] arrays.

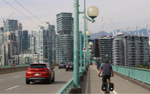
[[59, 66, 66, 68], [26, 77, 49, 81], [66, 68, 73, 70]]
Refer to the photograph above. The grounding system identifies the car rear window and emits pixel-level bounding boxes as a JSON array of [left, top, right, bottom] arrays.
[[68, 62, 73, 64], [60, 62, 65, 64], [30, 64, 46, 68]]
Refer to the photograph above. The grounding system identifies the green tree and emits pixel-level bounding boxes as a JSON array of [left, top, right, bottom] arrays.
[[142, 62, 149, 69]]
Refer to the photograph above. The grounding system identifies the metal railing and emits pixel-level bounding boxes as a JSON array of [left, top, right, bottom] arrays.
[[112, 65, 150, 85], [56, 78, 74, 94], [0, 64, 30, 68]]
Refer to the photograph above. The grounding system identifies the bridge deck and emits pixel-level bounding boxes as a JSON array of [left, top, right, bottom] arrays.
[[80, 65, 150, 94]]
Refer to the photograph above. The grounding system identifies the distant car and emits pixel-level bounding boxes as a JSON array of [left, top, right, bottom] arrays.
[[58, 62, 66, 69], [66, 62, 73, 71], [26, 63, 55, 84]]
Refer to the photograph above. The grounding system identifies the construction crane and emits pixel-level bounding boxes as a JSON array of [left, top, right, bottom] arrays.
[[3, 11, 15, 24], [94, 23, 106, 38], [3, 12, 15, 32]]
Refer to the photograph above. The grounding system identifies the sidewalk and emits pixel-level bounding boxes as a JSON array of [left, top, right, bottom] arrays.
[[80, 65, 106, 94], [80, 65, 150, 94]]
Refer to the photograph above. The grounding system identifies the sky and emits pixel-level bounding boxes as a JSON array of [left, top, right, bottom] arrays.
[[1, 0, 150, 34]]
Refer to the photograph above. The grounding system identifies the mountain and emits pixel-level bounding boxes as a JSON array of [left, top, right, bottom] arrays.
[[90, 28, 150, 39]]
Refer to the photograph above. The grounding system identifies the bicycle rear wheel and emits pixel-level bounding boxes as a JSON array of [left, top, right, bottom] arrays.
[[105, 83, 110, 94]]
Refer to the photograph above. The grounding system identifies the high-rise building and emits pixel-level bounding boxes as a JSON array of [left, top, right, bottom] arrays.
[[94, 39, 100, 58], [31, 22, 56, 63], [3, 19, 18, 32], [98, 37, 113, 64], [56, 12, 73, 64], [0, 27, 3, 55], [113, 33, 150, 66], [22, 30, 28, 50], [1, 31, 20, 65], [15, 30, 29, 53], [18, 23, 22, 31], [28, 34, 30, 49]]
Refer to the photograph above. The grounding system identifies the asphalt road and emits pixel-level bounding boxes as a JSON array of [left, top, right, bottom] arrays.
[[0, 67, 73, 94]]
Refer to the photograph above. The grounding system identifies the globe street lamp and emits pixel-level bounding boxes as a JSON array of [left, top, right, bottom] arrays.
[[74, 0, 99, 88], [88, 46, 91, 49], [89, 49, 92, 53], [89, 42, 93, 46], [87, 6, 99, 19], [106, 54, 108, 60], [86, 30, 92, 37]]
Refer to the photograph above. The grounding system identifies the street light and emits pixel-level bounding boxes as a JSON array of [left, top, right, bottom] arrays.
[[89, 49, 92, 53], [88, 46, 91, 49], [89, 42, 93, 46], [21, 37, 24, 65], [74, 0, 99, 88], [86, 30, 92, 37], [106, 54, 108, 60], [87, 6, 99, 19]]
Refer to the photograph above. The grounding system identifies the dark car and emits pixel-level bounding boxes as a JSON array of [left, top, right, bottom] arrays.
[[66, 62, 73, 71], [26, 63, 55, 84], [58, 62, 66, 69]]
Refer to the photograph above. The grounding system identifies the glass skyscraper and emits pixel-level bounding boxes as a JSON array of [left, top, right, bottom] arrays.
[[3, 19, 18, 32], [56, 12, 73, 64]]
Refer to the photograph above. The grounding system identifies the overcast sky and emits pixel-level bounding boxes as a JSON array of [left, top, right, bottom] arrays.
[[1, 0, 150, 34]]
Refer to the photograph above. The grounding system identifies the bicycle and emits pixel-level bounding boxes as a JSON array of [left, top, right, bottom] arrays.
[[100, 75, 114, 94]]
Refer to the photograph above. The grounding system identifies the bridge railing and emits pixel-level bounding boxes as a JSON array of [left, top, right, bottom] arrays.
[[0, 64, 30, 68], [110, 64, 150, 85], [56, 78, 74, 94]]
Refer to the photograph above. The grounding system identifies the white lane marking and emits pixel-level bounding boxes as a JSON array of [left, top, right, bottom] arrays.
[[93, 67, 118, 94], [113, 90, 118, 94], [13, 75, 20, 78], [5, 85, 19, 90]]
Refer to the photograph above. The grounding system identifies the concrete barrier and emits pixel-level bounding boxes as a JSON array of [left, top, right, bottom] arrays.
[[0, 64, 58, 75]]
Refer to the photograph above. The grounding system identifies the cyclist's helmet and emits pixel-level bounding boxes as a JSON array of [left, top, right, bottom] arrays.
[[104, 60, 109, 63]]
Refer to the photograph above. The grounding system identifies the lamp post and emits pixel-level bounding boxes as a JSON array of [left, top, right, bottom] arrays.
[[21, 37, 24, 65], [87, 41, 93, 66], [80, 32, 83, 75], [106, 54, 108, 60], [74, 0, 99, 87], [2, 32, 5, 66]]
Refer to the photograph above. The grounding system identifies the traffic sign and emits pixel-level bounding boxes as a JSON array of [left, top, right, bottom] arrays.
[[83, 47, 87, 52]]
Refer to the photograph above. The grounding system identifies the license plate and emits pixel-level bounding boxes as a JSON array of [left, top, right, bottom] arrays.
[[70, 66, 72, 68], [35, 73, 39, 76]]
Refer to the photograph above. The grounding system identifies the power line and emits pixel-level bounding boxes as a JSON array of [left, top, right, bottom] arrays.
[[15, 0, 44, 24], [3, 0, 39, 25]]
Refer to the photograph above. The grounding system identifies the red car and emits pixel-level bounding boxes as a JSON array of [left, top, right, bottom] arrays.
[[26, 63, 55, 84]]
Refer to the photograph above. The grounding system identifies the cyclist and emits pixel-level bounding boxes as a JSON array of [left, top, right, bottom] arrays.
[[98, 60, 114, 94], [97, 60, 101, 70]]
